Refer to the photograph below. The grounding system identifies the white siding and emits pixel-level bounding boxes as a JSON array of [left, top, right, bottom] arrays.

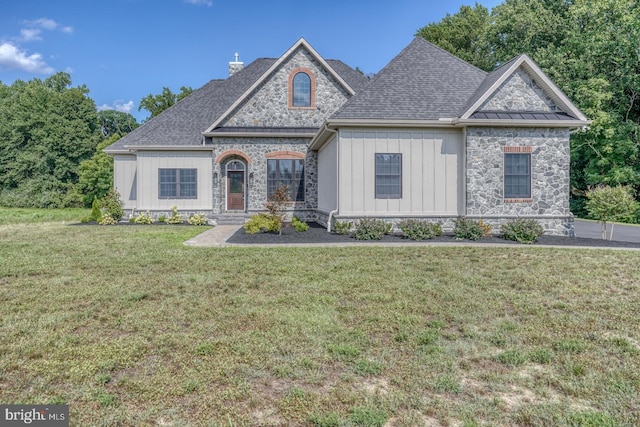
[[114, 155, 137, 210], [136, 151, 212, 210], [317, 136, 338, 212], [338, 129, 463, 215]]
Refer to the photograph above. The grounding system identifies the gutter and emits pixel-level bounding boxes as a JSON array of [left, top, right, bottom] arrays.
[[321, 125, 339, 232]]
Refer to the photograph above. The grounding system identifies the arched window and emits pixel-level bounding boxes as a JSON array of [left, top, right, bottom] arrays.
[[292, 72, 311, 107]]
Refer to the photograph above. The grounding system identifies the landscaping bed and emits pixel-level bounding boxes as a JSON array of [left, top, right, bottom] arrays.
[[227, 221, 640, 248]]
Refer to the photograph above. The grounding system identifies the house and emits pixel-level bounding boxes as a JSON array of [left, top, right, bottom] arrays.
[[105, 37, 589, 234]]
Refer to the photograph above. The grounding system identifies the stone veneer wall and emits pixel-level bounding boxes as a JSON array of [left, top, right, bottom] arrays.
[[466, 127, 573, 235], [220, 47, 351, 128], [481, 69, 556, 112], [210, 137, 317, 216]]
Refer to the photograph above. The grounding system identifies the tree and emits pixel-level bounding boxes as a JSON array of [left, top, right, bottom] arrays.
[[585, 185, 638, 239], [138, 86, 193, 119], [416, 3, 495, 71], [77, 134, 120, 206], [97, 110, 138, 137], [0, 72, 100, 207]]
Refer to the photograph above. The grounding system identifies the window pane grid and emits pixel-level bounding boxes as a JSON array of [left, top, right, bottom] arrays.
[[267, 159, 305, 201], [292, 72, 311, 107], [159, 168, 197, 199], [504, 154, 531, 198], [375, 154, 402, 199]]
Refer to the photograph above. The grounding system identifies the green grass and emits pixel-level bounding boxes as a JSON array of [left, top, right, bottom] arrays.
[[0, 221, 639, 425], [0, 207, 89, 225]]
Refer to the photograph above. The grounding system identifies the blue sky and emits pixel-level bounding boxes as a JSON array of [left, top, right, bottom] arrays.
[[0, 0, 502, 122]]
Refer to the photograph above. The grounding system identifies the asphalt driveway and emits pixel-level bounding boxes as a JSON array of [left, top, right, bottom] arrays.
[[574, 219, 640, 243]]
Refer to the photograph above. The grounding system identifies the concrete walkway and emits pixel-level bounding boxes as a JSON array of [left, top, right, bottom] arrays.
[[183, 224, 241, 247]]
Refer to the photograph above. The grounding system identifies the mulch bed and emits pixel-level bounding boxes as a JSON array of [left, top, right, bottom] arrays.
[[227, 222, 640, 248]]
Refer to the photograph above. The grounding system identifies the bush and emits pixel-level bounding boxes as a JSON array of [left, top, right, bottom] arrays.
[[244, 213, 280, 234], [353, 218, 391, 240], [453, 217, 484, 240], [188, 213, 208, 225], [133, 211, 154, 224], [166, 206, 184, 224], [585, 185, 639, 240], [501, 218, 544, 244], [333, 221, 352, 235], [90, 196, 102, 222], [99, 189, 124, 222], [157, 215, 166, 223], [478, 219, 493, 237], [291, 216, 309, 232], [98, 213, 117, 225], [265, 185, 291, 235], [397, 219, 442, 240]]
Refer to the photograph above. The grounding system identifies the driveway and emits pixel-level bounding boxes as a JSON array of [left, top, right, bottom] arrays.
[[574, 219, 640, 243]]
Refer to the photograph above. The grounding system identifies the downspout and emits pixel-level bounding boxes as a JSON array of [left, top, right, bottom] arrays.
[[324, 125, 339, 232]]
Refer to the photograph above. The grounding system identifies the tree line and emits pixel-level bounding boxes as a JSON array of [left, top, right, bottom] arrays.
[[417, 0, 640, 219]]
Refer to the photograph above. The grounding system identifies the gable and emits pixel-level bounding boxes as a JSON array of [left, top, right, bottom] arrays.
[[219, 46, 353, 129], [479, 68, 556, 112]]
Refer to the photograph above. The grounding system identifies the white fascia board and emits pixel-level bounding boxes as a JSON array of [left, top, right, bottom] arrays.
[[204, 38, 356, 134]]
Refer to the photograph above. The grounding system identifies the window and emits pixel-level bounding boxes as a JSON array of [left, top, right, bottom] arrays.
[[159, 168, 197, 199], [267, 159, 304, 201], [504, 153, 531, 199], [292, 72, 311, 107], [375, 154, 402, 199]]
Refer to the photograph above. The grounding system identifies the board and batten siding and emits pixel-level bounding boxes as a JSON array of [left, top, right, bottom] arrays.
[[113, 155, 137, 210], [338, 130, 463, 215], [317, 135, 338, 213], [136, 151, 212, 210]]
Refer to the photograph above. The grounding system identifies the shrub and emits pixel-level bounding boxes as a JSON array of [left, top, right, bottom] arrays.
[[133, 211, 154, 224], [99, 189, 123, 222], [353, 218, 391, 240], [291, 216, 309, 232], [244, 213, 280, 234], [167, 206, 184, 224], [501, 218, 544, 244], [157, 215, 166, 223], [265, 185, 291, 235], [98, 213, 117, 225], [397, 219, 442, 240], [188, 213, 208, 225], [90, 195, 102, 222], [478, 219, 493, 237], [585, 185, 639, 240], [453, 217, 484, 240], [333, 220, 352, 235]]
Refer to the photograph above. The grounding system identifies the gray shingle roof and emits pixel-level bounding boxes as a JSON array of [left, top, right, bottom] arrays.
[[331, 37, 488, 121], [105, 58, 277, 151], [470, 111, 576, 120]]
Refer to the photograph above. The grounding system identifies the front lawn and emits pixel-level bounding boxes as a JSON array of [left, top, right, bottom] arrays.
[[0, 222, 638, 426]]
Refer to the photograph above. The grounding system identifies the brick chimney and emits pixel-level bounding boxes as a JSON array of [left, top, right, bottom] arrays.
[[229, 52, 243, 76]]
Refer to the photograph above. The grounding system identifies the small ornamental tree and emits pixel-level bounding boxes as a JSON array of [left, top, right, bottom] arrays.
[[585, 185, 638, 240], [264, 185, 291, 235]]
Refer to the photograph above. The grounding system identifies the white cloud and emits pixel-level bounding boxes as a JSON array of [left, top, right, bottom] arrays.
[[0, 42, 54, 74], [183, 0, 212, 6], [20, 29, 42, 42], [21, 18, 74, 36], [97, 100, 135, 114]]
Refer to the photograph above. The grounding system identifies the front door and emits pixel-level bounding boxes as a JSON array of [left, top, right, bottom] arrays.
[[227, 171, 245, 210]]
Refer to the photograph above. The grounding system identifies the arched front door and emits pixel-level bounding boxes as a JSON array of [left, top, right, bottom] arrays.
[[226, 160, 245, 211]]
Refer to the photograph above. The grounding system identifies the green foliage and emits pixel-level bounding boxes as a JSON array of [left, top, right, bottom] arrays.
[[0, 72, 100, 207], [353, 218, 391, 240], [157, 215, 166, 223], [90, 196, 101, 222], [496, 349, 528, 366], [554, 338, 586, 354], [586, 185, 639, 239], [166, 206, 184, 224], [98, 213, 116, 225], [565, 411, 617, 427], [243, 213, 279, 234], [453, 217, 484, 240], [133, 211, 154, 224], [264, 185, 291, 235], [501, 218, 545, 244], [77, 135, 119, 206], [188, 213, 207, 226], [291, 216, 309, 232], [349, 406, 388, 427], [397, 219, 442, 240], [308, 411, 341, 427], [333, 220, 352, 235], [99, 189, 124, 222], [138, 86, 193, 119], [96, 110, 138, 137], [353, 359, 383, 376]]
